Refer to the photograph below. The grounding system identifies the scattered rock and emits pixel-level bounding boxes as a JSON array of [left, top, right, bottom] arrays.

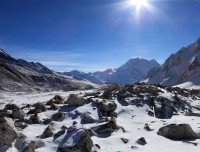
[[43, 118, 52, 125], [32, 102, 47, 112], [46, 95, 64, 105], [93, 118, 117, 135], [52, 112, 65, 122], [12, 109, 25, 119], [57, 129, 93, 152], [4, 104, 20, 110], [29, 114, 41, 124], [144, 123, 153, 131], [121, 138, 129, 144], [41, 126, 54, 139], [136, 137, 147, 145], [14, 121, 28, 130], [0, 117, 18, 148], [157, 123, 197, 140], [95, 144, 101, 149], [15, 134, 37, 152], [98, 100, 117, 117], [81, 112, 95, 124], [53, 129, 65, 140], [49, 103, 59, 110], [65, 94, 86, 106]]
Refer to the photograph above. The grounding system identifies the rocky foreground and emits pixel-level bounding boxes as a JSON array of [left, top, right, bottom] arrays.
[[1, 83, 200, 152]]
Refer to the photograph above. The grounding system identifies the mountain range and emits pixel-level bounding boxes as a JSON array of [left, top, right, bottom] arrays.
[[0, 49, 93, 92], [142, 37, 200, 86]]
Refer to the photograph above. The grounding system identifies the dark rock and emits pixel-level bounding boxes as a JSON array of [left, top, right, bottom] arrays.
[[65, 94, 86, 106], [29, 114, 41, 124], [49, 103, 59, 110], [95, 144, 101, 149], [12, 109, 25, 119], [53, 129, 65, 140], [157, 124, 197, 140], [41, 126, 54, 139], [14, 121, 28, 130], [57, 129, 93, 152], [81, 112, 94, 124], [32, 102, 47, 112], [93, 118, 117, 135], [4, 104, 20, 110], [137, 137, 147, 145], [52, 112, 65, 122], [98, 100, 117, 117], [43, 118, 52, 125], [144, 123, 153, 131], [121, 138, 129, 144]]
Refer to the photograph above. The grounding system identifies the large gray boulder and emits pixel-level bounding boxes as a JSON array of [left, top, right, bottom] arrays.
[[65, 94, 86, 106], [12, 109, 25, 119], [0, 117, 18, 148], [157, 124, 198, 140], [57, 129, 93, 152], [98, 100, 117, 117]]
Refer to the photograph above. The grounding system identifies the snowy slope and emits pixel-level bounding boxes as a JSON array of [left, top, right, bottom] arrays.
[[1, 84, 200, 152]]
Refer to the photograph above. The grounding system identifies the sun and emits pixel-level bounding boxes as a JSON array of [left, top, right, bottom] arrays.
[[130, 0, 148, 10]]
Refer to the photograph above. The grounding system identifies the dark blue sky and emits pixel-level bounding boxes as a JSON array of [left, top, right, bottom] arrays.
[[0, 0, 200, 72]]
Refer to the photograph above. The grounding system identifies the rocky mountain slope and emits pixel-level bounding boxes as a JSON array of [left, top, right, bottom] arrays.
[[0, 49, 93, 92], [142, 37, 200, 86], [65, 58, 159, 85], [0, 83, 200, 152]]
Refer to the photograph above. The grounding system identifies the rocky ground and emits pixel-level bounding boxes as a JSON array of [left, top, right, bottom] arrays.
[[0, 83, 200, 152]]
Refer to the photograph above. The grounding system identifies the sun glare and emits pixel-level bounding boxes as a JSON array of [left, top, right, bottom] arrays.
[[130, 0, 148, 10]]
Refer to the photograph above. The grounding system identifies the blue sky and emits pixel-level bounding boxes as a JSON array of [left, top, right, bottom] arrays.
[[0, 0, 200, 72]]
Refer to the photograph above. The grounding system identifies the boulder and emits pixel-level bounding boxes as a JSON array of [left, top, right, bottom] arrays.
[[42, 118, 52, 125], [137, 137, 147, 145], [0, 110, 12, 118], [0, 117, 18, 148], [14, 121, 28, 130], [93, 118, 117, 135], [53, 95, 64, 104], [32, 102, 47, 112], [157, 124, 197, 140], [41, 126, 54, 139], [50, 103, 59, 110], [52, 112, 65, 122], [65, 94, 86, 106], [29, 114, 41, 124], [4, 104, 20, 110], [98, 100, 117, 117], [81, 112, 94, 124], [15, 134, 37, 152], [57, 129, 93, 152], [12, 109, 25, 119]]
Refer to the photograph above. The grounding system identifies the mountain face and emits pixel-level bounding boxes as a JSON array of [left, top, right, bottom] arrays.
[[65, 58, 159, 85], [0, 49, 93, 92], [63, 70, 103, 85], [142, 37, 200, 86]]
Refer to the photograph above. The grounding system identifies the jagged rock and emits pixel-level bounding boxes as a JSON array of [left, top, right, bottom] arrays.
[[98, 100, 117, 117], [54, 129, 65, 140], [14, 121, 28, 130], [52, 112, 65, 122], [65, 94, 86, 106], [57, 129, 93, 152], [157, 124, 197, 140], [53, 95, 64, 104], [43, 118, 52, 125], [4, 104, 20, 110], [49, 103, 59, 110], [0, 117, 18, 148], [15, 134, 38, 152], [29, 114, 41, 124], [32, 102, 47, 112], [137, 137, 147, 145], [121, 138, 129, 144], [12, 109, 25, 119], [144, 123, 153, 131], [41, 126, 54, 139], [0, 110, 12, 118], [81, 112, 94, 124], [92, 118, 117, 134]]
